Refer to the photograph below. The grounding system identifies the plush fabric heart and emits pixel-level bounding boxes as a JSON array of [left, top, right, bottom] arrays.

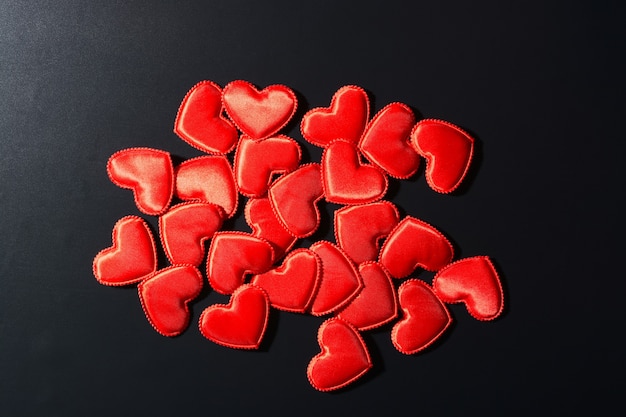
[[307, 318, 372, 392], [309, 241, 363, 316], [322, 139, 388, 205], [391, 279, 452, 355], [251, 248, 321, 313], [159, 202, 224, 267], [138, 265, 204, 337], [107, 148, 174, 216], [174, 155, 238, 218], [301, 85, 369, 148], [93, 216, 157, 286], [268, 163, 324, 238], [410, 119, 474, 193], [234, 134, 301, 197], [199, 284, 270, 350], [244, 197, 298, 260], [173, 80, 239, 155], [379, 216, 454, 278], [336, 262, 398, 331], [433, 256, 504, 321], [358, 102, 420, 179], [222, 80, 297, 140], [334, 201, 400, 264], [206, 232, 275, 295]]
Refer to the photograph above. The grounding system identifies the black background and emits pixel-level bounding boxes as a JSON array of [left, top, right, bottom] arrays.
[[1, 1, 624, 416]]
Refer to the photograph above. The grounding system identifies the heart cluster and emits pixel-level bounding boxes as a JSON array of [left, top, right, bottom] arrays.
[[93, 80, 504, 392]]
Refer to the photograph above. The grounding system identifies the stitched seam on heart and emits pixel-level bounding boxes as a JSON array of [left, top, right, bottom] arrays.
[[93, 215, 158, 286], [222, 80, 297, 140], [173, 80, 238, 155], [358, 102, 420, 180], [432, 256, 504, 321], [410, 118, 474, 194], [106, 147, 174, 216], [138, 265, 203, 337], [300, 85, 370, 148]]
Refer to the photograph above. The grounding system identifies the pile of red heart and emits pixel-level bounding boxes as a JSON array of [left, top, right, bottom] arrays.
[[92, 80, 504, 392]]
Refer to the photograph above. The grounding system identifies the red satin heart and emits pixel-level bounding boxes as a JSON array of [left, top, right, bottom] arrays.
[[433, 256, 504, 321], [206, 232, 275, 295], [307, 318, 372, 392], [334, 201, 400, 264], [322, 139, 388, 205], [309, 241, 363, 316], [159, 202, 224, 267], [107, 148, 174, 216], [234, 134, 301, 197], [391, 279, 452, 355], [93, 216, 157, 286], [174, 155, 238, 218], [138, 265, 204, 337], [410, 119, 474, 193], [244, 197, 298, 260], [301, 85, 369, 148], [359, 102, 420, 179], [222, 80, 297, 140], [174, 80, 239, 155], [336, 262, 398, 331], [251, 248, 321, 313], [268, 163, 324, 238], [379, 216, 454, 278], [199, 284, 270, 350]]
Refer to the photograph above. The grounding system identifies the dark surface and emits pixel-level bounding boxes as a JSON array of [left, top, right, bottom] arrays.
[[1, 1, 624, 416]]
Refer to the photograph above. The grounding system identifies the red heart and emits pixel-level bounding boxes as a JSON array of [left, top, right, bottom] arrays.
[[379, 216, 454, 278], [206, 232, 275, 295], [358, 102, 420, 179], [174, 155, 238, 218], [309, 241, 363, 316], [336, 262, 398, 331], [244, 197, 298, 260], [107, 148, 174, 216], [199, 284, 270, 350], [234, 134, 301, 197], [93, 216, 157, 286], [410, 119, 474, 193], [433, 256, 504, 321], [391, 279, 452, 355], [322, 139, 388, 205], [301, 85, 369, 148], [222, 80, 297, 140], [138, 265, 204, 337], [268, 163, 324, 238], [251, 248, 321, 313], [307, 318, 372, 392], [174, 80, 239, 155], [159, 202, 224, 267], [334, 201, 400, 264]]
